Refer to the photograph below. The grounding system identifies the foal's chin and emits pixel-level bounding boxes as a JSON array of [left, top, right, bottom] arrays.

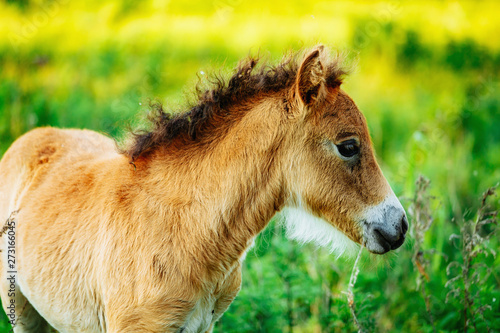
[[363, 232, 406, 255]]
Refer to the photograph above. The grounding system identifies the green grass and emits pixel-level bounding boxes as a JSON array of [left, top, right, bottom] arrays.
[[0, 0, 499, 331]]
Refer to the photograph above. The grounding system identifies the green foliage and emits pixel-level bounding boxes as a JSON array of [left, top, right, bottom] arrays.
[[445, 188, 498, 332], [0, 0, 499, 332]]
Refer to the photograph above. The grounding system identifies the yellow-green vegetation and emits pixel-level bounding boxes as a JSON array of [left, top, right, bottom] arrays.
[[0, 0, 499, 331]]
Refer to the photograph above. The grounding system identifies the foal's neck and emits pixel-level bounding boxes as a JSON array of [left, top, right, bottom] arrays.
[[147, 99, 287, 279]]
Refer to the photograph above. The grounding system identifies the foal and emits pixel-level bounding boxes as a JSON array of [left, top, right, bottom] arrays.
[[0, 46, 407, 332]]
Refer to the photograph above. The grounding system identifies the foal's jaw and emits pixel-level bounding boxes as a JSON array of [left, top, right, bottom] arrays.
[[359, 191, 408, 254], [281, 190, 408, 256], [282, 206, 360, 257]]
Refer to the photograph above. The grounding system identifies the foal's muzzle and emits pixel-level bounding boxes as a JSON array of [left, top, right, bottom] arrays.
[[362, 194, 408, 254], [369, 212, 408, 253]]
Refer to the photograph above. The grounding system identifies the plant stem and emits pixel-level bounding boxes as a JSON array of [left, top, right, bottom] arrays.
[[345, 246, 364, 333]]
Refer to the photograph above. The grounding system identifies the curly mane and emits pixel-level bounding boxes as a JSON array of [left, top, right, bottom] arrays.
[[121, 48, 348, 161]]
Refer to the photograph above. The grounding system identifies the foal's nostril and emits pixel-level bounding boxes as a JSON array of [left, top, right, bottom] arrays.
[[373, 223, 406, 251], [401, 215, 409, 235], [365, 203, 408, 254]]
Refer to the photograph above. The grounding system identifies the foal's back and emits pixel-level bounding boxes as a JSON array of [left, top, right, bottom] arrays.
[[0, 127, 117, 223], [0, 127, 120, 332]]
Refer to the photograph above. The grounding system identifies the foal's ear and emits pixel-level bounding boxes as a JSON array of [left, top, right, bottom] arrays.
[[294, 46, 326, 108]]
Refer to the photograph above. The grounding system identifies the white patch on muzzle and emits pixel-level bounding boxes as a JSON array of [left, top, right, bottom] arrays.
[[281, 206, 359, 258]]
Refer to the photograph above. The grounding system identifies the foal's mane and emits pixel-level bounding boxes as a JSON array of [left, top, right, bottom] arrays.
[[122, 48, 347, 161]]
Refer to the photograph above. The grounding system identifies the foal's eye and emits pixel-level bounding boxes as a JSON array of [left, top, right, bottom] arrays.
[[336, 139, 360, 158]]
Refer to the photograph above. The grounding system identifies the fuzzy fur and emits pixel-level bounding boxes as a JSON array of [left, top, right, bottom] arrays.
[[282, 207, 359, 258], [0, 46, 405, 332]]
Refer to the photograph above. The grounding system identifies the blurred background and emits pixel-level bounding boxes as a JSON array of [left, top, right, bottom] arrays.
[[0, 0, 499, 331]]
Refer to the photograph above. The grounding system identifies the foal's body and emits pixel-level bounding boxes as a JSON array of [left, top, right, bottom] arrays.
[[1, 127, 249, 332], [0, 47, 407, 332]]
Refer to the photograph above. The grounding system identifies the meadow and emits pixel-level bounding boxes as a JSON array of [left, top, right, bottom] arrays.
[[0, 0, 499, 331]]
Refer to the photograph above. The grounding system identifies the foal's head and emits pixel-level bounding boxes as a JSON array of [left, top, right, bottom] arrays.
[[280, 46, 407, 255]]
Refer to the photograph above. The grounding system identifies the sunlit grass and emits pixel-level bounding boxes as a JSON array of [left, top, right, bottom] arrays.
[[0, 0, 499, 331]]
